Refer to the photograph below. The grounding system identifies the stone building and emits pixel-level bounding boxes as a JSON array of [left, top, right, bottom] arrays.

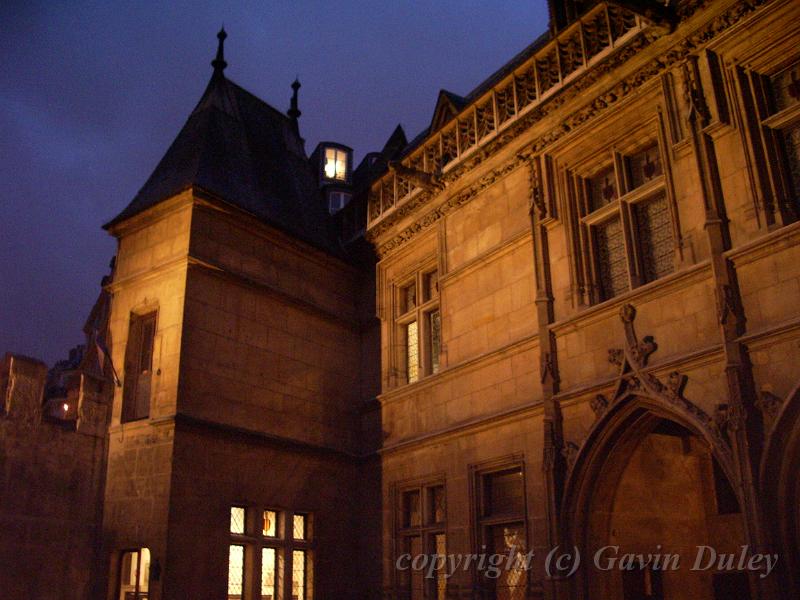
[[2, 1, 800, 599]]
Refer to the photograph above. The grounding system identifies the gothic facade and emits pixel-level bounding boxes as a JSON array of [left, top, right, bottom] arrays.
[[2, 1, 800, 599]]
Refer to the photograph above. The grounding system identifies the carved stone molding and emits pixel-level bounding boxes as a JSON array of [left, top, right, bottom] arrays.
[[562, 441, 580, 468], [369, 0, 771, 258], [590, 394, 609, 418], [755, 390, 783, 430], [604, 304, 732, 458]]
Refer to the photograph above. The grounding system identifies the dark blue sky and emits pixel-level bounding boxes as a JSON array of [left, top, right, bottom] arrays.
[[0, 1, 549, 365]]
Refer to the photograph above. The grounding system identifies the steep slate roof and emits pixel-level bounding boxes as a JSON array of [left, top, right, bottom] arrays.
[[105, 63, 337, 254]]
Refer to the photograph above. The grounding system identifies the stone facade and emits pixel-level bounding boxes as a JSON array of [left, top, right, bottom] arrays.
[[2, 1, 800, 599], [369, 1, 800, 599], [0, 352, 110, 600]]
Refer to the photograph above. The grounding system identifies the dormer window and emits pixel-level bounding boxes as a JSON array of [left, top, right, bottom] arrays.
[[328, 191, 352, 214], [324, 147, 348, 181]]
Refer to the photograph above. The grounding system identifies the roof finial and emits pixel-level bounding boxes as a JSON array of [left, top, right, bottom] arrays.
[[288, 77, 302, 126], [211, 27, 227, 73]]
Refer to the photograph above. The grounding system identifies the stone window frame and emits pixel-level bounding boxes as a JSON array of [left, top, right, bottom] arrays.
[[121, 309, 158, 423], [734, 59, 800, 228], [564, 123, 678, 306], [469, 458, 529, 598], [228, 505, 314, 600], [394, 479, 447, 600], [393, 262, 441, 385]]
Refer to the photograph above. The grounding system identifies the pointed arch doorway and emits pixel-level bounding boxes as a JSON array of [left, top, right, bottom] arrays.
[[565, 401, 751, 600]]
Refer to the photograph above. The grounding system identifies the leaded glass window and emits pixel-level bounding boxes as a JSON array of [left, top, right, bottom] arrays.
[[429, 485, 445, 524], [595, 216, 628, 300], [635, 193, 674, 283], [627, 144, 663, 189], [228, 545, 244, 599], [429, 310, 441, 375], [263, 510, 277, 537], [434, 533, 447, 600], [406, 321, 419, 383], [292, 550, 308, 600], [404, 490, 421, 528], [261, 548, 276, 600], [477, 466, 527, 599], [484, 468, 525, 517], [588, 165, 618, 212], [228, 506, 312, 599], [488, 524, 527, 600], [781, 122, 800, 199], [397, 483, 447, 600], [230, 506, 245, 534], [293, 514, 307, 540], [396, 264, 441, 385]]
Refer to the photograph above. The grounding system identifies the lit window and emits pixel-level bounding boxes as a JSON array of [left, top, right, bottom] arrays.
[[228, 506, 312, 599], [230, 506, 245, 534], [261, 548, 276, 599], [406, 321, 419, 384], [478, 467, 527, 599], [292, 550, 309, 600], [324, 147, 348, 181], [118, 548, 150, 600], [263, 510, 277, 537], [397, 484, 446, 600], [395, 266, 441, 386], [228, 545, 245, 599], [293, 514, 307, 540]]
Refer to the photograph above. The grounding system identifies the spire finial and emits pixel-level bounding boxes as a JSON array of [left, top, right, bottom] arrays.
[[212, 27, 228, 73], [288, 77, 302, 123]]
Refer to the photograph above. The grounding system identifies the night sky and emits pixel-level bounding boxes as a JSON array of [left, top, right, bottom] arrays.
[[1, 1, 549, 365]]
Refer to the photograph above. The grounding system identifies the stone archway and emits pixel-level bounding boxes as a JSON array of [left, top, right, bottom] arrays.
[[760, 381, 800, 597], [567, 401, 749, 600]]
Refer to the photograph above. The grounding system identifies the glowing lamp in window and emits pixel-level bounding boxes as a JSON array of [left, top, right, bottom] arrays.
[[324, 147, 348, 181]]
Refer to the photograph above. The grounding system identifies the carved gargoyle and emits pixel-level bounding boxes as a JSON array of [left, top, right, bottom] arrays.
[[388, 161, 445, 193]]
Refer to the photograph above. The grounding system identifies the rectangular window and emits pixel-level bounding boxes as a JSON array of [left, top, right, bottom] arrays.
[[406, 321, 419, 383], [229, 505, 312, 600], [228, 545, 245, 599], [576, 141, 674, 305], [292, 550, 308, 600], [118, 548, 150, 600], [627, 144, 663, 190], [324, 147, 348, 181], [634, 193, 674, 284], [122, 311, 156, 423], [395, 265, 441, 385], [588, 165, 618, 212], [595, 216, 628, 300], [428, 310, 441, 375], [397, 484, 446, 600], [261, 548, 276, 600], [477, 466, 527, 600], [780, 122, 800, 199]]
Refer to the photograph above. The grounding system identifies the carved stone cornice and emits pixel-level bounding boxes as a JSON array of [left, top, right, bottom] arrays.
[[368, 0, 772, 258]]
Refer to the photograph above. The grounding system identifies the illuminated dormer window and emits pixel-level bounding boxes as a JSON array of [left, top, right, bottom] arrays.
[[324, 147, 348, 181]]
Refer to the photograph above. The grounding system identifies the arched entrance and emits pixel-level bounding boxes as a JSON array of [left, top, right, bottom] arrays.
[[761, 382, 800, 596], [565, 400, 751, 600]]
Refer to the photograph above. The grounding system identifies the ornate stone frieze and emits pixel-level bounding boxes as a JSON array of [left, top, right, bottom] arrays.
[[369, 0, 771, 258]]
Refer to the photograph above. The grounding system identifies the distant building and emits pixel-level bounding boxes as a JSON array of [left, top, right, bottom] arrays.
[[2, 1, 800, 599]]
